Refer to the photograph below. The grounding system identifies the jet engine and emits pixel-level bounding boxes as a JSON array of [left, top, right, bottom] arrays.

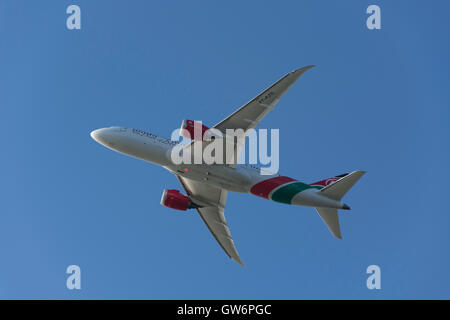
[[180, 120, 211, 141], [160, 189, 200, 211]]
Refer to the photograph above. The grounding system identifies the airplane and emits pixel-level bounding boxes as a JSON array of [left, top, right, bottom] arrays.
[[90, 65, 365, 266]]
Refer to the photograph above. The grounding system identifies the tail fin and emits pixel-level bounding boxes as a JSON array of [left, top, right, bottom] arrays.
[[315, 170, 366, 239]]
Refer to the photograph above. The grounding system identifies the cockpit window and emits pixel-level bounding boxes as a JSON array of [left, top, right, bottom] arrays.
[[111, 126, 128, 132]]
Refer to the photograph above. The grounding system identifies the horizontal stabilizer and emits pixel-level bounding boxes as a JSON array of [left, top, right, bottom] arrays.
[[319, 170, 366, 201], [310, 173, 349, 188], [315, 207, 341, 239], [316, 171, 365, 238]]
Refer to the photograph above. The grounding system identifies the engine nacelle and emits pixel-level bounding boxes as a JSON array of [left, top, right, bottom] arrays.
[[180, 120, 210, 141], [160, 189, 198, 211]]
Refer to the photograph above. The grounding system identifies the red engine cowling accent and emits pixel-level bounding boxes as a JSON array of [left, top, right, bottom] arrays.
[[180, 120, 210, 141], [160, 189, 191, 211]]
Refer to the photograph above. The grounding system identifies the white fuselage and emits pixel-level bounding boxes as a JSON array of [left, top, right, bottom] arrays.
[[90, 126, 260, 192], [91, 126, 347, 209]]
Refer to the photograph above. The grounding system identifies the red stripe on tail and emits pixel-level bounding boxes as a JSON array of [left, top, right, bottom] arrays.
[[250, 176, 297, 199]]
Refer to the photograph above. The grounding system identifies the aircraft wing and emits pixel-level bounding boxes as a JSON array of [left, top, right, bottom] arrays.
[[213, 65, 314, 133], [176, 175, 244, 266], [183, 65, 314, 164]]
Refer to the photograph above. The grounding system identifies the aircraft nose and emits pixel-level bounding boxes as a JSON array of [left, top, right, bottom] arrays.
[[90, 128, 109, 144]]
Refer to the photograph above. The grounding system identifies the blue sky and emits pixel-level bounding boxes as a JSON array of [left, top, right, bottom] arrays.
[[0, 0, 449, 299]]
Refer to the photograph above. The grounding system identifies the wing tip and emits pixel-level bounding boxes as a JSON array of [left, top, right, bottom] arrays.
[[292, 65, 315, 74], [233, 256, 246, 267]]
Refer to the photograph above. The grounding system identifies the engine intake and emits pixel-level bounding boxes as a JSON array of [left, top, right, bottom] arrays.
[[160, 189, 199, 211]]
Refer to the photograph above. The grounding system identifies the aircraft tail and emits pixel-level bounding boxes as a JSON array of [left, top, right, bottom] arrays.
[[309, 173, 349, 189], [319, 170, 366, 201], [315, 207, 342, 239], [315, 170, 366, 239]]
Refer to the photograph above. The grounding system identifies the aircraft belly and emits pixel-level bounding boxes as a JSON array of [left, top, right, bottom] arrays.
[[166, 165, 252, 193], [200, 178, 248, 193]]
